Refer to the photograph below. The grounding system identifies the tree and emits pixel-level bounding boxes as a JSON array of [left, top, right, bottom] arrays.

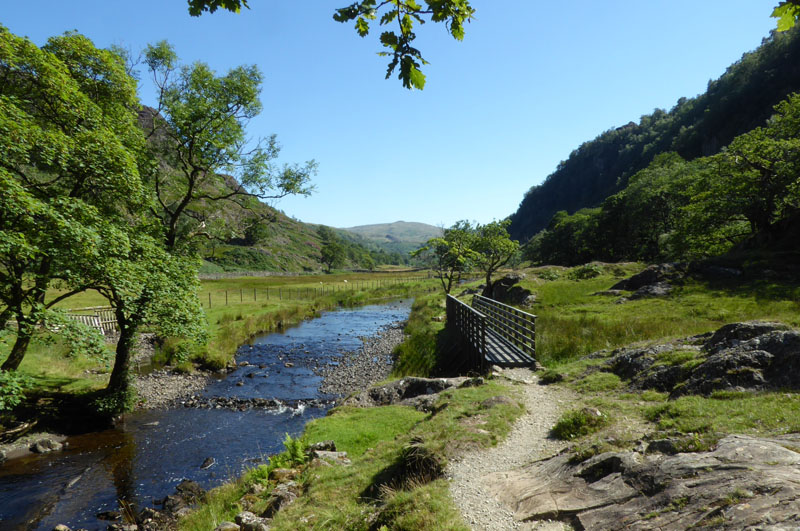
[[317, 226, 345, 272], [473, 220, 519, 295], [413, 220, 476, 294], [142, 41, 316, 252], [0, 27, 146, 371], [185, 0, 474, 90]]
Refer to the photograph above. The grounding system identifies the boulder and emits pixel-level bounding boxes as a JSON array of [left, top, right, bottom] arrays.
[[704, 321, 790, 354], [488, 434, 800, 530], [30, 438, 63, 454], [235, 511, 270, 531], [627, 281, 672, 300], [485, 274, 534, 305], [611, 263, 686, 291], [674, 329, 800, 396], [213, 523, 240, 531]]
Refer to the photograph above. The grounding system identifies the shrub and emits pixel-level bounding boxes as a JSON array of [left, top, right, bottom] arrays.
[[551, 407, 609, 440], [568, 263, 603, 280], [0, 370, 30, 411]]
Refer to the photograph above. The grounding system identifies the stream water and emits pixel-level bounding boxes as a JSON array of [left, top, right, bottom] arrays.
[[0, 300, 412, 530]]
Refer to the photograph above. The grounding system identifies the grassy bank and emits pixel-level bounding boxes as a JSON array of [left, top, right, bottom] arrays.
[[0, 273, 438, 404], [179, 381, 524, 531], [511, 263, 800, 460]]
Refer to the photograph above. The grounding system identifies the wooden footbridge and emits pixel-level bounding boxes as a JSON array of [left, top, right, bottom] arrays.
[[445, 294, 536, 373]]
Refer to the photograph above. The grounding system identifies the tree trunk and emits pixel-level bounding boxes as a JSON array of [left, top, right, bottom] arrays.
[[1, 332, 32, 371], [106, 316, 137, 399]]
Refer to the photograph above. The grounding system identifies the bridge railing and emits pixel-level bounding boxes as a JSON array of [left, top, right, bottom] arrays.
[[446, 295, 486, 373], [472, 294, 536, 360]]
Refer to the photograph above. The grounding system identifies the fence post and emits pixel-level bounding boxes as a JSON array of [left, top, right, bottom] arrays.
[[208, 292, 211, 308], [254, 288, 257, 301], [225, 290, 228, 305], [240, 288, 243, 302]]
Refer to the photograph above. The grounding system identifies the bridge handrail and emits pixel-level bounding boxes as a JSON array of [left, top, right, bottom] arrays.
[[446, 295, 487, 373], [472, 295, 536, 359]]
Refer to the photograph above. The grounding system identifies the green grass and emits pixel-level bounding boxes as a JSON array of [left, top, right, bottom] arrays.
[[179, 378, 523, 531], [518, 270, 800, 366]]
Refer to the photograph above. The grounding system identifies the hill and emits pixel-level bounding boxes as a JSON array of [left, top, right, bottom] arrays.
[[341, 221, 442, 256], [137, 107, 402, 274], [509, 26, 800, 242]]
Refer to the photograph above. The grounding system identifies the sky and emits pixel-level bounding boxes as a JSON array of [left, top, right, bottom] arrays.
[[2, 1, 779, 228]]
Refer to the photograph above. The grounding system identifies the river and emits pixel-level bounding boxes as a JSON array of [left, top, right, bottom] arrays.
[[0, 300, 412, 530]]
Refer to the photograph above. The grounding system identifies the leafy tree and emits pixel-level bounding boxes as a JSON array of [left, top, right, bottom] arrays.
[[142, 41, 316, 252], [185, 0, 474, 90], [0, 27, 146, 371], [413, 220, 476, 294], [317, 226, 346, 272], [472, 220, 519, 294]]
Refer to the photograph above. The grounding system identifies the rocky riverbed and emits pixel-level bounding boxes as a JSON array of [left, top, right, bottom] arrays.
[[316, 322, 406, 397]]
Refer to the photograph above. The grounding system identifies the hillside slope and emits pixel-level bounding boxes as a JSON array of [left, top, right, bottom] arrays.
[[509, 26, 800, 242], [341, 221, 442, 255]]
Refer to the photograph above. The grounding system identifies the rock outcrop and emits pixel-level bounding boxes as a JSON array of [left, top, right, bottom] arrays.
[[487, 434, 800, 530], [611, 263, 687, 291], [602, 321, 800, 396], [484, 274, 535, 306]]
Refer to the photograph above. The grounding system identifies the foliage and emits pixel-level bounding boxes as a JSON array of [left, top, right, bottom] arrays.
[[0, 369, 30, 411], [413, 220, 477, 294], [317, 226, 346, 272], [472, 220, 519, 290], [0, 26, 145, 371], [142, 40, 316, 252], [509, 25, 800, 243], [567, 263, 603, 280], [186, 0, 473, 90], [526, 92, 800, 265], [774, 1, 800, 31], [551, 408, 610, 440], [333, 0, 474, 90], [268, 433, 308, 469]]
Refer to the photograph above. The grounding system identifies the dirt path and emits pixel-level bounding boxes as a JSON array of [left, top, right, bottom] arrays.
[[447, 368, 577, 530]]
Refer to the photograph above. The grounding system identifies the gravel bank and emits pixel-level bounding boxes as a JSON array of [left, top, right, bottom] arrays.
[[316, 322, 406, 396], [133, 369, 210, 410], [448, 367, 577, 530]]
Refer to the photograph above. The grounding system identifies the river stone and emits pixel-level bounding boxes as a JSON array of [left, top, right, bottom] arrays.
[[487, 434, 800, 529], [31, 438, 63, 454], [53, 525, 72, 531]]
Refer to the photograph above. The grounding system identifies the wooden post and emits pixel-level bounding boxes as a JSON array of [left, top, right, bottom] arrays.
[[279, 288, 282, 300], [254, 288, 257, 301], [225, 290, 228, 305], [208, 292, 211, 308], [240, 288, 243, 302]]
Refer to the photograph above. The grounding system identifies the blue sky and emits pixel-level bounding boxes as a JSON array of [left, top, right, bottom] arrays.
[[2, 1, 779, 228]]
